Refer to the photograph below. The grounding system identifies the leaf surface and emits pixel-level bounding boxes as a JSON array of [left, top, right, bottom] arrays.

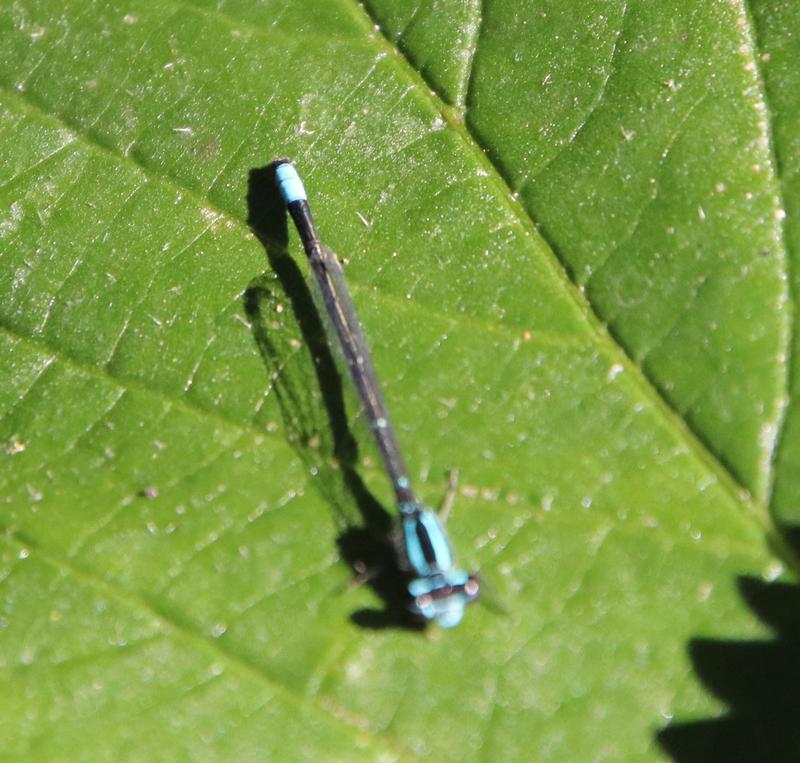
[[0, 1, 795, 760]]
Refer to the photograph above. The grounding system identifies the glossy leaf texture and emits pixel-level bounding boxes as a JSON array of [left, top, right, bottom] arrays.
[[0, 1, 795, 761], [377, 0, 791, 504]]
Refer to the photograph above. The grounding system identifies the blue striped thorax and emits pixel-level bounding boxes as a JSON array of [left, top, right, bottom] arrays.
[[400, 502, 480, 628]]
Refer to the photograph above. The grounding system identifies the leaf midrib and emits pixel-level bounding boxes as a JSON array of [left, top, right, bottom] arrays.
[[348, 0, 784, 540]]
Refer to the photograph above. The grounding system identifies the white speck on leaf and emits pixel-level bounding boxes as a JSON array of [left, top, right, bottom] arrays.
[[5, 438, 25, 454], [763, 560, 784, 582], [696, 581, 713, 602]]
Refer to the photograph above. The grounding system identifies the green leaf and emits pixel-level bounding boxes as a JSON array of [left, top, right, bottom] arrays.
[[749, 0, 800, 526], [0, 1, 795, 760]]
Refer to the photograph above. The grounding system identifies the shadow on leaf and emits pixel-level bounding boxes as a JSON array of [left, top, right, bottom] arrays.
[[658, 529, 800, 762], [244, 163, 422, 630]]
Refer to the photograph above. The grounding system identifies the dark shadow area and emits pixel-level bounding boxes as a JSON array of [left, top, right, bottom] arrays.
[[658, 528, 800, 762], [244, 164, 422, 630]]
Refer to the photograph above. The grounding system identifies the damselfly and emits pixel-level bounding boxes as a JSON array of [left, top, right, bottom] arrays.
[[274, 160, 479, 627]]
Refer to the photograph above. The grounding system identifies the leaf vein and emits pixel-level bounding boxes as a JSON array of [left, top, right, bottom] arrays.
[[351, 0, 780, 541], [0, 528, 411, 759]]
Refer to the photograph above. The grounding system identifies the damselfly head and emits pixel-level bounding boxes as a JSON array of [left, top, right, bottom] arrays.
[[408, 572, 480, 628]]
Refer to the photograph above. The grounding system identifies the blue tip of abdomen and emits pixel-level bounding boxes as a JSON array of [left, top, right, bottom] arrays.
[[274, 161, 307, 204]]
